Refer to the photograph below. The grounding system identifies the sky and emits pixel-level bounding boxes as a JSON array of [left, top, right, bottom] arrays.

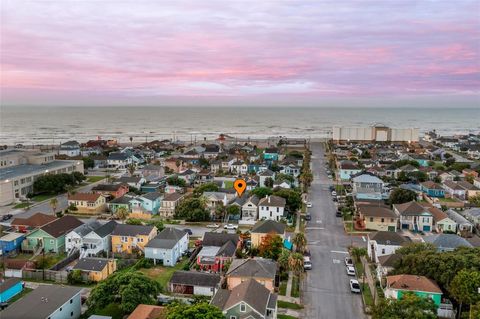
[[1, 0, 479, 107]]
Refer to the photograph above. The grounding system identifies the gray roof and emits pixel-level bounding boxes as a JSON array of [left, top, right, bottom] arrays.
[[423, 234, 473, 250], [217, 240, 237, 257], [251, 220, 286, 234], [258, 195, 286, 208], [369, 231, 411, 246], [170, 270, 220, 287], [0, 160, 80, 180], [145, 227, 186, 249], [108, 152, 129, 160], [393, 201, 430, 216], [94, 220, 117, 237], [111, 224, 154, 237], [259, 169, 274, 177], [1, 285, 82, 319], [446, 209, 474, 226], [226, 258, 277, 279], [140, 192, 162, 201], [377, 253, 402, 267], [116, 176, 142, 183], [464, 208, 480, 218], [71, 220, 103, 237], [73, 258, 110, 271], [109, 195, 134, 204], [202, 232, 239, 247], [163, 192, 183, 201]]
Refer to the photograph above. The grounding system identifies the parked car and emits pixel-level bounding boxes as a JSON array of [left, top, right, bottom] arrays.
[[349, 279, 361, 293], [305, 213, 311, 221], [346, 266, 356, 276], [306, 202, 313, 208], [2, 214, 13, 221], [328, 175, 333, 179], [345, 257, 353, 267], [331, 191, 337, 196], [183, 228, 193, 235], [304, 260, 312, 270], [336, 210, 343, 217], [224, 224, 238, 230], [206, 223, 219, 228]]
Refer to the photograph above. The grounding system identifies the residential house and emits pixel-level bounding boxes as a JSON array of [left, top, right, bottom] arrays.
[[263, 147, 279, 161], [0, 278, 23, 302], [420, 181, 445, 198], [241, 195, 260, 224], [107, 152, 133, 169], [211, 279, 277, 319], [462, 168, 479, 179], [22, 216, 83, 253], [91, 183, 129, 199], [393, 201, 433, 232], [226, 258, 277, 293], [115, 176, 145, 189], [385, 275, 443, 306], [144, 227, 188, 266], [352, 173, 385, 200], [178, 169, 197, 185], [474, 177, 480, 189], [159, 192, 184, 218], [65, 220, 103, 255], [197, 169, 214, 184], [141, 164, 165, 182], [73, 258, 117, 282], [230, 160, 248, 175], [0, 233, 25, 255], [197, 233, 240, 272], [141, 182, 163, 193], [423, 234, 473, 252], [376, 254, 402, 282], [427, 206, 457, 233], [356, 204, 398, 232], [250, 220, 286, 248], [0, 285, 82, 319], [367, 231, 410, 263], [203, 192, 228, 212], [258, 169, 275, 187], [463, 208, 480, 227], [127, 304, 165, 319], [280, 164, 301, 177], [107, 194, 134, 214], [110, 224, 157, 254], [169, 271, 221, 296], [67, 193, 107, 214], [204, 144, 221, 159], [129, 192, 163, 219], [445, 209, 474, 233], [273, 180, 291, 189], [81, 220, 117, 257], [59, 141, 81, 157], [338, 161, 362, 181], [10, 213, 57, 233], [258, 195, 286, 221]]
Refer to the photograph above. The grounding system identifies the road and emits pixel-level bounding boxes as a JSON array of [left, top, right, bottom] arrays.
[[303, 142, 366, 319]]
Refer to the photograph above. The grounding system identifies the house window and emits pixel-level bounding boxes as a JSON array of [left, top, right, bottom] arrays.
[[369, 218, 374, 222], [71, 312, 74, 317], [381, 249, 385, 254], [240, 303, 246, 312], [230, 316, 237, 319], [60, 307, 62, 311], [70, 299, 73, 304], [381, 218, 385, 223], [390, 219, 394, 222], [50, 239, 54, 244]]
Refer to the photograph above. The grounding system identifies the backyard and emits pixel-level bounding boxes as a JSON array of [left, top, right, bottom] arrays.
[[139, 259, 189, 291]]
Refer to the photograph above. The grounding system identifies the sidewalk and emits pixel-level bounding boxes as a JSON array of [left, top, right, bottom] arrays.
[[361, 256, 378, 304]]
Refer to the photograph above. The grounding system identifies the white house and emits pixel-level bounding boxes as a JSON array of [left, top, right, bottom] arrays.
[[258, 195, 286, 221], [107, 152, 133, 169], [66, 220, 102, 254], [258, 169, 275, 187], [241, 195, 260, 224], [169, 271, 220, 296], [144, 227, 189, 267], [67, 221, 117, 258], [59, 141, 81, 157], [367, 231, 410, 263], [393, 201, 434, 232]]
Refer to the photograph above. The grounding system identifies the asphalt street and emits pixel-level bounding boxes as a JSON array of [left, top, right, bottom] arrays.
[[302, 142, 366, 319]]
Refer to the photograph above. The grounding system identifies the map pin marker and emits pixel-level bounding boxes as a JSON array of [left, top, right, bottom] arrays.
[[234, 178, 247, 197]]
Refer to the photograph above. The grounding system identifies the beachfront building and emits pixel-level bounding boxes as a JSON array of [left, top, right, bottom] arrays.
[[332, 124, 419, 143]]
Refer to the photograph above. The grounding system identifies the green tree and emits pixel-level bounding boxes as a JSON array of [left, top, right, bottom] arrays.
[[275, 173, 295, 185], [82, 157, 94, 169], [125, 218, 143, 225], [148, 220, 165, 232], [250, 187, 273, 198], [350, 247, 367, 263], [273, 188, 302, 213], [292, 232, 307, 253], [115, 206, 129, 220], [175, 197, 210, 222], [278, 249, 290, 271], [448, 269, 480, 319], [49, 198, 58, 215], [468, 194, 480, 207], [371, 293, 437, 319], [388, 188, 417, 205], [167, 176, 187, 187], [193, 182, 219, 197], [166, 302, 224, 319], [288, 252, 305, 277], [265, 177, 274, 188], [226, 205, 240, 217], [258, 232, 284, 260], [127, 163, 136, 176], [67, 269, 83, 284]]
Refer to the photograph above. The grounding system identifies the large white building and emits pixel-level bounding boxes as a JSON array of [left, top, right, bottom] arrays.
[[332, 124, 419, 143], [0, 149, 84, 206]]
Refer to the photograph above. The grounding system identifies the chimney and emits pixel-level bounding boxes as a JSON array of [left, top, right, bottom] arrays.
[[268, 196, 270, 203]]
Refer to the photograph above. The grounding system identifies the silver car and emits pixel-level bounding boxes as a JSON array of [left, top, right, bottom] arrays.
[[350, 279, 361, 293]]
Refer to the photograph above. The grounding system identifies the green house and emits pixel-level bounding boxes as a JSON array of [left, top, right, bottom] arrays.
[[23, 216, 83, 253], [386, 274, 443, 306]]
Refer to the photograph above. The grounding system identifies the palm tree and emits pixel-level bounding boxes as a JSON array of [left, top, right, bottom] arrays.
[[49, 198, 58, 215], [350, 247, 367, 263], [293, 232, 307, 253], [175, 160, 181, 172], [127, 164, 136, 176], [278, 249, 290, 271], [129, 136, 133, 146], [288, 252, 304, 277], [116, 207, 129, 220]]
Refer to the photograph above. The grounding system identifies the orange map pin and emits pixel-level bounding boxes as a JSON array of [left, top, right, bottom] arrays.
[[234, 178, 247, 197]]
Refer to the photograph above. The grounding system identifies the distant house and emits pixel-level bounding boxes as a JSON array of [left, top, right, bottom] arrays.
[[463, 208, 480, 227], [107, 194, 134, 214], [263, 147, 279, 161], [129, 192, 163, 218], [241, 195, 260, 224], [91, 183, 129, 199], [376, 254, 402, 282], [22, 216, 83, 253], [445, 209, 474, 233], [393, 201, 433, 232], [226, 258, 277, 293], [127, 304, 165, 319], [107, 152, 132, 169], [258, 169, 275, 187], [427, 206, 457, 233], [65, 220, 103, 254], [197, 233, 240, 272], [367, 231, 410, 263], [169, 271, 221, 296], [0, 278, 23, 303], [338, 161, 362, 181], [80, 220, 117, 257], [73, 257, 117, 282], [59, 140, 81, 157], [115, 176, 145, 189], [356, 205, 398, 232], [203, 191, 228, 213], [250, 220, 286, 248], [0, 233, 25, 255], [0, 285, 83, 319], [423, 234, 473, 252], [352, 173, 385, 200], [211, 279, 277, 319], [67, 193, 107, 214], [159, 192, 184, 218], [420, 181, 445, 198], [110, 224, 157, 254], [385, 275, 443, 306], [258, 195, 286, 221], [10, 213, 57, 233], [144, 227, 188, 266], [178, 169, 197, 185], [141, 164, 165, 182]]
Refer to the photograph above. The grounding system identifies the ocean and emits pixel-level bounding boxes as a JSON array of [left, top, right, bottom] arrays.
[[1, 106, 479, 145]]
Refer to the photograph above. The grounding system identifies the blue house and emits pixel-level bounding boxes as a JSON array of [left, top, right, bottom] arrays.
[[263, 147, 279, 161], [421, 181, 445, 198], [144, 227, 189, 266], [0, 233, 25, 255], [0, 278, 23, 302], [141, 182, 162, 193], [130, 192, 162, 214], [338, 161, 362, 181]]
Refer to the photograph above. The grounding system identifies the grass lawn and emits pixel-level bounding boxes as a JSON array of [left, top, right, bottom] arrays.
[[360, 283, 374, 307], [291, 275, 300, 298], [94, 303, 125, 319], [223, 181, 234, 189], [139, 259, 189, 291], [35, 253, 67, 269], [438, 197, 457, 202], [279, 281, 287, 296], [278, 300, 304, 310], [353, 258, 364, 277], [278, 315, 298, 319], [8, 287, 33, 303], [31, 193, 57, 202], [13, 202, 31, 209], [86, 176, 105, 183], [335, 184, 345, 192]]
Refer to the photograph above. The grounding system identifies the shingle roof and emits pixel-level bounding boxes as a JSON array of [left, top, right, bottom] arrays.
[[368, 231, 410, 246], [94, 220, 117, 237], [111, 224, 154, 237], [358, 205, 397, 218], [73, 258, 109, 272], [259, 169, 274, 177], [92, 184, 127, 192], [170, 270, 220, 287], [145, 228, 186, 249], [202, 232, 239, 247], [226, 258, 277, 279], [387, 275, 442, 294], [40, 216, 83, 238], [127, 304, 165, 319], [377, 254, 402, 267], [421, 181, 443, 190], [258, 195, 286, 208], [11, 213, 56, 228], [427, 206, 448, 222], [163, 192, 183, 201], [71, 220, 103, 237], [423, 234, 473, 250], [393, 201, 429, 216], [251, 220, 286, 234]]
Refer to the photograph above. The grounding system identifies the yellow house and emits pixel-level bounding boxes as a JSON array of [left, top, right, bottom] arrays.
[[250, 220, 286, 248], [67, 193, 107, 214], [357, 205, 398, 232], [110, 224, 157, 254], [73, 257, 117, 282]]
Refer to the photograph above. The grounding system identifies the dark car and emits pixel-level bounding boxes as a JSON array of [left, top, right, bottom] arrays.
[[305, 214, 311, 221], [2, 214, 12, 221], [183, 228, 193, 235], [336, 210, 343, 217]]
